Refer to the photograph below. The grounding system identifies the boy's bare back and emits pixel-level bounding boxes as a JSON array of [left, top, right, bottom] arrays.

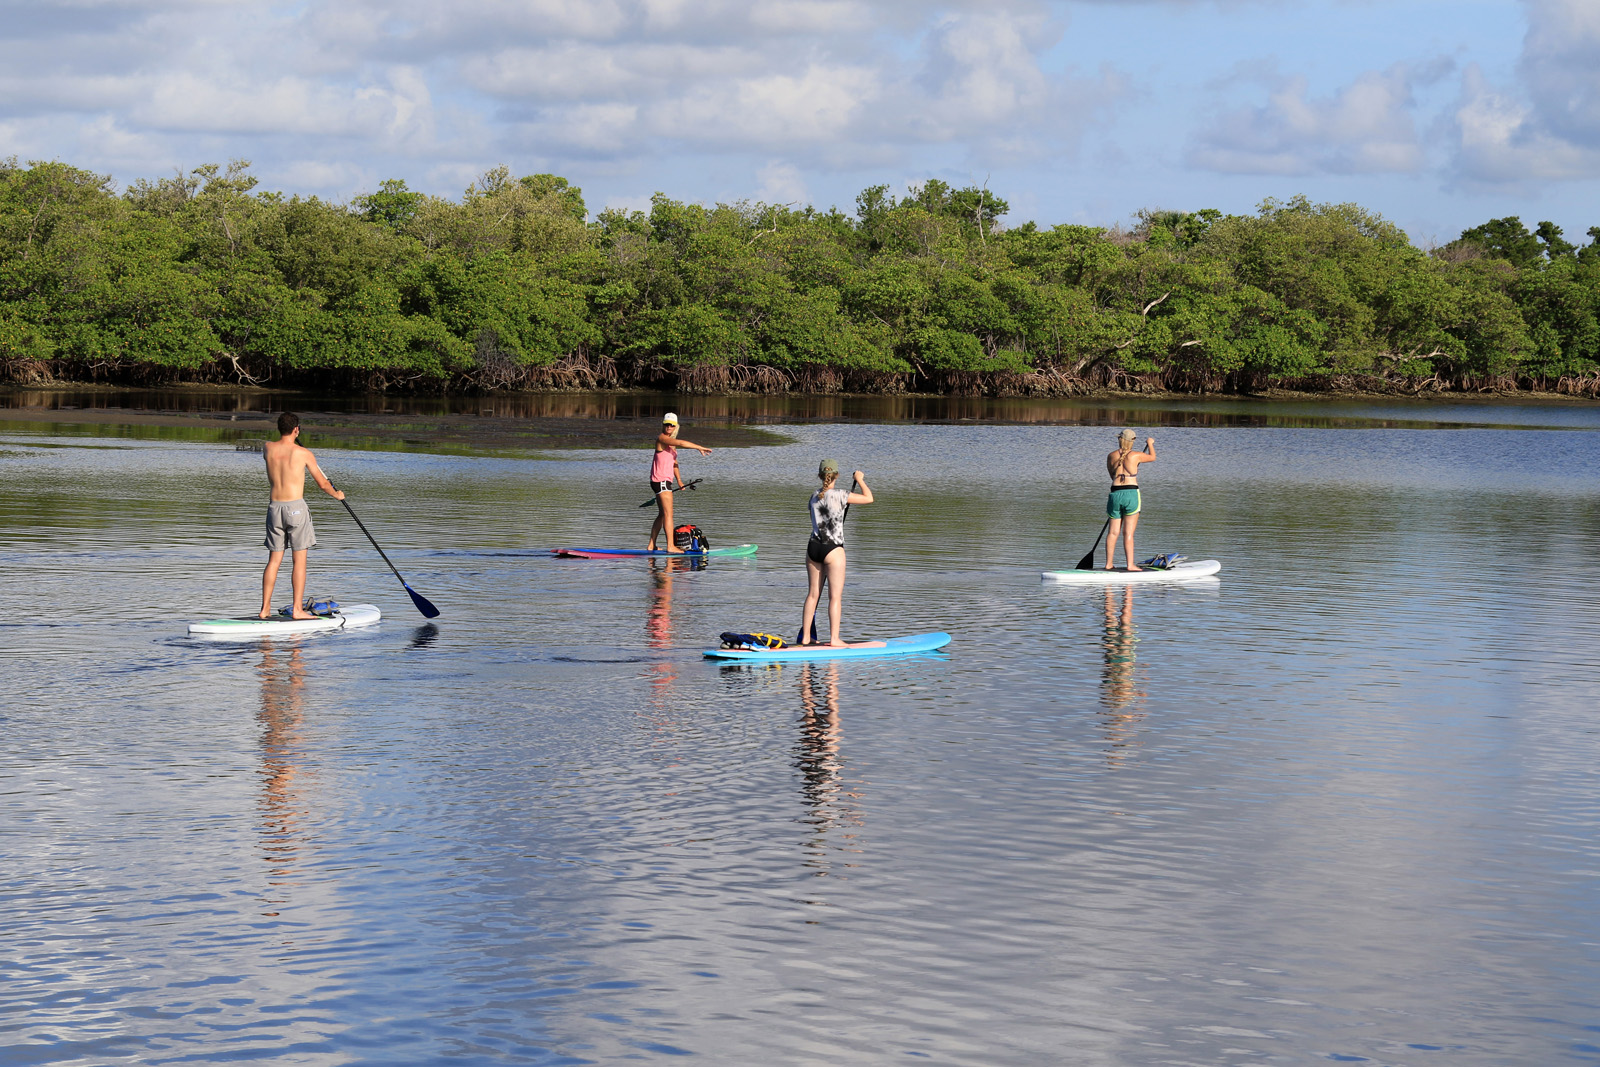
[[264, 431, 342, 502]]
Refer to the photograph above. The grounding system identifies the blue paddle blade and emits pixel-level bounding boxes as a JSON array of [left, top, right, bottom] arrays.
[[406, 585, 441, 619]]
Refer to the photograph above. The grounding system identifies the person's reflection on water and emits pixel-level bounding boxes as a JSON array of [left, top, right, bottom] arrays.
[[256, 640, 310, 909], [1099, 586, 1147, 764], [645, 557, 683, 696], [795, 662, 864, 880]]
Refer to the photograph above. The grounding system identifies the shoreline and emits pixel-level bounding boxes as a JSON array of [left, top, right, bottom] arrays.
[[3, 383, 1596, 455], [5, 378, 1600, 408], [3, 379, 1600, 409]]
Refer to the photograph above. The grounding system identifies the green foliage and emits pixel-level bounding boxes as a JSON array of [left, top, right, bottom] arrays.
[[1456, 217, 1545, 269], [402, 253, 596, 370], [355, 180, 423, 230], [1, 159, 1596, 390]]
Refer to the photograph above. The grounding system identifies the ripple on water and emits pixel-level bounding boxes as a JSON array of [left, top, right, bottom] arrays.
[[3, 424, 1600, 1064]]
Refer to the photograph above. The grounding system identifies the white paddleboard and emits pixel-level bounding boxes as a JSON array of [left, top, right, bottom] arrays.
[[1041, 560, 1222, 584], [188, 604, 382, 637]]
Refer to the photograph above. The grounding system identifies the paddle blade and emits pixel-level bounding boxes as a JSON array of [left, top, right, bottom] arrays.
[[1076, 517, 1111, 570], [406, 585, 441, 619]]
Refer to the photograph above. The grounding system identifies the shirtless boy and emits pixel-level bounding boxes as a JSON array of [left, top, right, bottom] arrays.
[[1105, 428, 1156, 571], [260, 413, 344, 619]]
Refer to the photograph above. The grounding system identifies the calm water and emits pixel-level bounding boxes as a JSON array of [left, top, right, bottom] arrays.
[[4, 413, 1600, 1065]]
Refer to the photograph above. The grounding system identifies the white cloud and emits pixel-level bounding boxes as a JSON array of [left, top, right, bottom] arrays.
[[1451, 63, 1597, 183], [1447, 0, 1600, 184], [511, 102, 644, 156], [908, 9, 1055, 134], [1188, 62, 1441, 176], [470, 43, 765, 102], [1519, 0, 1600, 143], [652, 64, 879, 148], [754, 161, 810, 204], [0, 0, 1124, 199]]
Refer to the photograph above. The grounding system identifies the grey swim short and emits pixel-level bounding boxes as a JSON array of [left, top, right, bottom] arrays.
[[264, 500, 317, 552]]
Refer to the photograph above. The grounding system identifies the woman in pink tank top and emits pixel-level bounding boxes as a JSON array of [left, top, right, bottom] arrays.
[[648, 413, 713, 552]]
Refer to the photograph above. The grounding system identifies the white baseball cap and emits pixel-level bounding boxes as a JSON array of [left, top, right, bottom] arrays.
[[662, 412, 679, 425]]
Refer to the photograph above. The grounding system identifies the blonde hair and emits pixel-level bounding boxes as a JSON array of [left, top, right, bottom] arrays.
[[1110, 435, 1135, 479]]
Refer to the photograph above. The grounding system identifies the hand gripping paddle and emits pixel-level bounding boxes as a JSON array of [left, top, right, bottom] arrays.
[[331, 482, 441, 618]]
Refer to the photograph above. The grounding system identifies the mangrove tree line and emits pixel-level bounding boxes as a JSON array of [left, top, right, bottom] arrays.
[[2, 157, 1598, 395]]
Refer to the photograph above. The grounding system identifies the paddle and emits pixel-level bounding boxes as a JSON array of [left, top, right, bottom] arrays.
[[638, 478, 703, 507], [1076, 517, 1111, 570], [331, 483, 441, 618]]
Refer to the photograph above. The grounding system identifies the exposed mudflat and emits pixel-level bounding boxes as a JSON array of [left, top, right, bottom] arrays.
[[0, 403, 791, 454]]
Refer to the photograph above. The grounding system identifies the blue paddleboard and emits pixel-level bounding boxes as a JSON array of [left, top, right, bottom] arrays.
[[704, 632, 951, 661]]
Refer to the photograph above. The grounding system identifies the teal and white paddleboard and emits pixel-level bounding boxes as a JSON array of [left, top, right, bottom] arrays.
[[188, 604, 382, 637], [554, 544, 758, 559], [1041, 560, 1222, 584], [705, 632, 951, 661]]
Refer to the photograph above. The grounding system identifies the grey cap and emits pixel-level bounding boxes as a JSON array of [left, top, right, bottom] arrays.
[[1118, 428, 1137, 441], [819, 458, 839, 476]]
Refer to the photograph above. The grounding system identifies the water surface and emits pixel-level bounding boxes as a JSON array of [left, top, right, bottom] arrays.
[[3, 416, 1599, 1065]]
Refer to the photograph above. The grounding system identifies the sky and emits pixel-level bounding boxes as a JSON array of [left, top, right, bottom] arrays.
[[1, 0, 1596, 246]]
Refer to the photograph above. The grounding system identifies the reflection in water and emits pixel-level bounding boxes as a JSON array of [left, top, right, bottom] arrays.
[[644, 558, 681, 697], [3, 384, 1562, 429], [1099, 587, 1146, 764], [407, 623, 440, 650], [639, 558, 703, 754], [256, 642, 310, 911], [795, 663, 864, 882]]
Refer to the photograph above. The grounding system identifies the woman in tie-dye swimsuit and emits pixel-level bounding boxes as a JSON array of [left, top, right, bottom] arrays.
[[798, 458, 874, 646]]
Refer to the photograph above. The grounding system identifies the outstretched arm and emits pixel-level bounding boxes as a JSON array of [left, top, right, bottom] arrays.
[[658, 432, 712, 456], [1140, 437, 1156, 462], [846, 471, 873, 505], [306, 453, 345, 500]]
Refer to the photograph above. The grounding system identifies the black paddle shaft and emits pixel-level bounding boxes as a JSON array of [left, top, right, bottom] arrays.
[[1077, 517, 1111, 570], [638, 478, 703, 507], [331, 484, 441, 618]]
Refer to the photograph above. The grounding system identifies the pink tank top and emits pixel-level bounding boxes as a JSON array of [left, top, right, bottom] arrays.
[[650, 444, 675, 483]]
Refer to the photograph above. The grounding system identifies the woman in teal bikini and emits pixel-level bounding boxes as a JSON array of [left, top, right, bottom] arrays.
[[1105, 428, 1156, 570]]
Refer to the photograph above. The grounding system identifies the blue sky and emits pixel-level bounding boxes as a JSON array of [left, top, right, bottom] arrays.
[[1, 0, 1595, 246]]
